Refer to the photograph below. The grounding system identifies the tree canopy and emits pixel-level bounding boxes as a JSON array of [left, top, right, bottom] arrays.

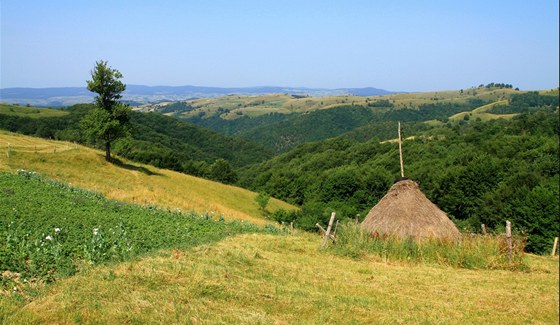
[[81, 60, 130, 161]]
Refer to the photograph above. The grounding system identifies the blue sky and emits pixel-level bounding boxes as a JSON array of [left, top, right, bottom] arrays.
[[1, 0, 558, 91]]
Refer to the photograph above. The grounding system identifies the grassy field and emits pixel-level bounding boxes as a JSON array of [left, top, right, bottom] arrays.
[[449, 99, 518, 121], [137, 86, 524, 121], [0, 103, 68, 118], [0, 131, 296, 224], [2, 233, 558, 324]]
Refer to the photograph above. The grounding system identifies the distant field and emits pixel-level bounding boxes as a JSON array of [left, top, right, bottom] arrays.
[[449, 99, 518, 121], [0, 131, 296, 224], [135, 86, 525, 121], [2, 233, 557, 324], [0, 103, 68, 118]]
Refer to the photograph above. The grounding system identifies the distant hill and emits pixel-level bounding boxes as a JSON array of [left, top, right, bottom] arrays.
[[0, 85, 394, 107]]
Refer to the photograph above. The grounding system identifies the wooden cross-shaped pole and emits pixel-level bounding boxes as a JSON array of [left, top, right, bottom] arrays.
[[398, 122, 405, 178]]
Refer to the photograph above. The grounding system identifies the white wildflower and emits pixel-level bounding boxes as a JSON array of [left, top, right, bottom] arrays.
[[93, 228, 99, 236], [45, 235, 53, 241], [55, 228, 61, 233]]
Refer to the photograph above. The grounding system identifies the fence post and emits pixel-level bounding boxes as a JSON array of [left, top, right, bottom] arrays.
[[481, 224, 487, 235], [505, 220, 512, 262], [321, 212, 336, 249], [552, 237, 559, 257]]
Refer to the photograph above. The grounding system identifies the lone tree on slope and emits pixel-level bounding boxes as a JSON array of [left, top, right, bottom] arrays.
[[81, 60, 131, 162]]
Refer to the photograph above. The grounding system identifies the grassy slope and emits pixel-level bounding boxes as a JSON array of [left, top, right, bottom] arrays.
[[142, 87, 521, 120], [0, 131, 295, 224], [2, 233, 558, 324], [0, 103, 68, 118], [449, 99, 518, 121]]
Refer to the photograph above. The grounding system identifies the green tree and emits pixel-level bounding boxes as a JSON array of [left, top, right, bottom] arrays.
[[81, 60, 130, 162], [209, 159, 238, 184], [255, 192, 270, 213]]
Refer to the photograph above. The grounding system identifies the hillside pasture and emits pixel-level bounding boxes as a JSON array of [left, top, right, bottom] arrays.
[[0, 103, 68, 119], [139, 86, 526, 122], [0, 131, 296, 224], [449, 100, 518, 121]]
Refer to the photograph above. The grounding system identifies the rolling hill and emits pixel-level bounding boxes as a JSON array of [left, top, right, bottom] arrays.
[[0, 130, 296, 224]]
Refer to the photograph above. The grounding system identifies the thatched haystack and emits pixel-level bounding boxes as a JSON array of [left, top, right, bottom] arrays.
[[361, 179, 460, 242]]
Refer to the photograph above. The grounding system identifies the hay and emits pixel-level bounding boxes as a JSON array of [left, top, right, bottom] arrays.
[[361, 179, 461, 242]]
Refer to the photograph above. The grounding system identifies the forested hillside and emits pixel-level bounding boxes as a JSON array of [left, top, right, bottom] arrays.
[[239, 107, 559, 254], [187, 101, 486, 151], [179, 86, 556, 152]]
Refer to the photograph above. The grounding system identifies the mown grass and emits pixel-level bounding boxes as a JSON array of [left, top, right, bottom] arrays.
[[1, 233, 557, 324], [0, 103, 68, 118], [0, 131, 297, 224]]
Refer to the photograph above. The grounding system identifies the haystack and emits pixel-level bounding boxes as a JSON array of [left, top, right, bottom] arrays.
[[361, 179, 461, 242]]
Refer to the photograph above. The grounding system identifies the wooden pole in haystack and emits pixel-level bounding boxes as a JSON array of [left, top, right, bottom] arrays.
[[552, 237, 559, 257], [398, 122, 405, 178]]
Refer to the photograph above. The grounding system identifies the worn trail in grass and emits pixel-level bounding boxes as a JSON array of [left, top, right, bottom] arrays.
[[3, 233, 558, 324]]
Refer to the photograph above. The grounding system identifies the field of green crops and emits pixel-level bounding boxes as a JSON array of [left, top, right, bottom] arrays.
[[0, 171, 282, 285]]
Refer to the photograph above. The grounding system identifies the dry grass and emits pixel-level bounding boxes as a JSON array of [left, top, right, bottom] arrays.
[[361, 180, 461, 241], [2, 233, 558, 324], [0, 131, 296, 225]]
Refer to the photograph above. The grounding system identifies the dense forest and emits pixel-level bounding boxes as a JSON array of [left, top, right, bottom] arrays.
[[185, 101, 486, 152]]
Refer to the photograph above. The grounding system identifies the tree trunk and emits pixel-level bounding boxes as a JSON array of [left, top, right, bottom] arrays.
[[105, 141, 111, 162]]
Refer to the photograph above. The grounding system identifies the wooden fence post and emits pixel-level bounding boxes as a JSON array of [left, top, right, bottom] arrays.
[[290, 221, 294, 235], [481, 224, 487, 235], [355, 214, 360, 225], [505, 220, 512, 262], [552, 237, 559, 257], [321, 212, 336, 249]]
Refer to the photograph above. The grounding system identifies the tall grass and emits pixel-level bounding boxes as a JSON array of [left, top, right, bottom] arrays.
[[331, 222, 528, 270]]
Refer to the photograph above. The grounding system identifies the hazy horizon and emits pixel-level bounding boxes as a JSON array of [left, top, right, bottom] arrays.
[[1, 1, 558, 92]]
